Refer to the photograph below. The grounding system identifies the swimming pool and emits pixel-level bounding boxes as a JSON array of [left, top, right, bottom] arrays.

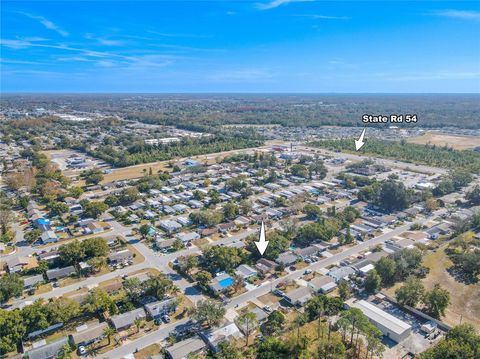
[[219, 277, 234, 288]]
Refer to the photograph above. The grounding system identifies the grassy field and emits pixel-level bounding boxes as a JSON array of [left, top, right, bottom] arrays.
[[408, 132, 480, 150], [422, 247, 480, 329], [385, 245, 480, 329], [100, 142, 281, 184]]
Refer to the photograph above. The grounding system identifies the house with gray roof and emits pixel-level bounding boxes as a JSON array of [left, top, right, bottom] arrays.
[[144, 298, 176, 319], [70, 322, 108, 346], [110, 308, 146, 330], [235, 264, 258, 279], [46, 266, 76, 281], [165, 336, 206, 359], [27, 337, 68, 359], [308, 276, 337, 294], [23, 274, 44, 290], [275, 252, 298, 266], [284, 286, 312, 307], [176, 231, 200, 243], [327, 266, 356, 283], [108, 249, 133, 265]]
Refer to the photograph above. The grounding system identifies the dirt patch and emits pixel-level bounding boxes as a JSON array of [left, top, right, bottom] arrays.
[[134, 344, 161, 359], [408, 132, 480, 150]]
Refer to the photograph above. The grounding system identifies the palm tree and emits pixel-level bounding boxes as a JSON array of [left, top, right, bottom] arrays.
[[103, 326, 116, 345], [236, 312, 258, 346], [316, 300, 325, 340], [292, 312, 307, 348], [134, 318, 142, 333]]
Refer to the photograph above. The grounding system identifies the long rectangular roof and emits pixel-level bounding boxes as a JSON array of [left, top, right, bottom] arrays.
[[351, 300, 411, 335]]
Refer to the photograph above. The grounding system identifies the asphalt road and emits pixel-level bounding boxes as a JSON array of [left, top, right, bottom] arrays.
[[96, 218, 419, 358]]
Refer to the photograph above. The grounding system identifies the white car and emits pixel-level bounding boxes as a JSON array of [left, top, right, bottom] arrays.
[[304, 269, 313, 275], [78, 346, 87, 356], [263, 305, 272, 313]]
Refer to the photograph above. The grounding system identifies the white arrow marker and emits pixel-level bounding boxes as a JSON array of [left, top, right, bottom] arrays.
[[355, 128, 367, 151], [255, 221, 269, 256]]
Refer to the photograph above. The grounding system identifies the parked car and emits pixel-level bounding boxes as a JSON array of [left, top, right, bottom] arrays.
[[78, 346, 87, 356], [162, 314, 171, 323], [263, 305, 272, 313]]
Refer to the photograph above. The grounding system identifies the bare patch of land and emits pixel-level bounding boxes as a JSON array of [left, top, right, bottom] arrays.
[[408, 132, 480, 150]]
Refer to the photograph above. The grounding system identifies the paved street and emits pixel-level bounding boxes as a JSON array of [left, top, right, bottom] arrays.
[[96, 217, 421, 358]]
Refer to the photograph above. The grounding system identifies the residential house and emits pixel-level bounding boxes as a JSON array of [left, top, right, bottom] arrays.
[[5, 256, 38, 273], [108, 249, 133, 265], [165, 336, 206, 359], [217, 222, 236, 234], [255, 258, 277, 274], [70, 322, 108, 347], [234, 216, 250, 227], [200, 323, 243, 352], [155, 238, 176, 251], [176, 217, 192, 226], [327, 266, 356, 283], [284, 286, 312, 307], [210, 273, 235, 294], [37, 250, 60, 264], [23, 274, 45, 290], [144, 298, 177, 319], [276, 252, 298, 266], [200, 227, 218, 237], [308, 276, 337, 294], [294, 245, 322, 260], [159, 220, 182, 233], [46, 266, 76, 281], [27, 337, 69, 359], [176, 232, 200, 244], [110, 308, 146, 331], [235, 264, 258, 279], [84, 222, 104, 235], [40, 230, 58, 244]]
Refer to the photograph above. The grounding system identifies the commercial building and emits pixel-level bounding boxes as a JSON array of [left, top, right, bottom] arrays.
[[349, 300, 412, 343]]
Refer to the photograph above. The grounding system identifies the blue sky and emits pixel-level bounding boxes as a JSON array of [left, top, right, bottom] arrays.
[[1, 1, 479, 93]]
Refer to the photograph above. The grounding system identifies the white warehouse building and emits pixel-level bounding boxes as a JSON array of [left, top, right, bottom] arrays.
[[349, 300, 412, 343]]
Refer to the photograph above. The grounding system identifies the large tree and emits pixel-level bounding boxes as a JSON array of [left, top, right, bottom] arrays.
[[59, 240, 85, 266], [364, 269, 381, 294], [0, 309, 26, 355], [374, 257, 396, 285], [0, 274, 24, 303], [82, 237, 109, 258], [190, 299, 226, 328], [395, 276, 425, 307], [422, 284, 450, 319], [376, 180, 410, 211]]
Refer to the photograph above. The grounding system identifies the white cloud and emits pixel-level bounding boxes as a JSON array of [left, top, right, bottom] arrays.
[[22, 13, 69, 37], [432, 10, 480, 20], [256, 0, 314, 11], [295, 14, 349, 20], [0, 39, 32, 49]]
